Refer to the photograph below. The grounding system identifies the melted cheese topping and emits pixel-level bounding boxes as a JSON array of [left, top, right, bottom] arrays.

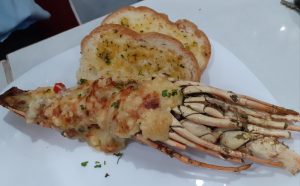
[[25, 77, 182, 153]]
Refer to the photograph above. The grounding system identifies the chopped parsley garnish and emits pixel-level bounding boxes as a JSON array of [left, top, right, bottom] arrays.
[[99, 51, 111, 65], [171, 89, 178, 96], [111, 100, 120, 109], [80, 105, 85, 110], [94, 161, 101, 168], [105, 173, 110, 178], [120, 17, 129, 27], [113, 152, 123, 164], [78, 78, 87, 85], [162, 89, 178, 97], [105, 58, 111, 65], [162, 89, 168, 97], [235, 133, 248, 140], [114, 81, 125, 89], [103, 52, 111, 65], [138, 70, 144, 76], [81, 161, 88, 167], [230, 94, 238, 102], [94, 164, 101, 168], [45, 89, 51, 93], [240, 114, 248, 119], [78, 127, 85, 133]]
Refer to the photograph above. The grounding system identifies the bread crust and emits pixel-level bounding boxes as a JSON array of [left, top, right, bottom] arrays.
[[102, 6, 211, 78], [175, 19, 211, 71], [80, 24, 200, 81]]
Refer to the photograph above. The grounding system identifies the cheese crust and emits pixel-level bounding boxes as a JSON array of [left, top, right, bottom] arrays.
[[7, 78, 182, 153]]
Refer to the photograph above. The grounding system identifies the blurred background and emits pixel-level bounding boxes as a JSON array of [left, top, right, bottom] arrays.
[[0, 0, 141, 60]]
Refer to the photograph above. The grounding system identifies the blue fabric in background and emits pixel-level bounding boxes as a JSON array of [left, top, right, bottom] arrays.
[[0, 0, 50, 42]]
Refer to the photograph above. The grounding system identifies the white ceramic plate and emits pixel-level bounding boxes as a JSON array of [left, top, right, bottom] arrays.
[[0, 40, 299, 186]]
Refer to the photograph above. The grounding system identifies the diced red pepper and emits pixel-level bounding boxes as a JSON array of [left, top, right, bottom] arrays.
[[53, 83, 66, 94]]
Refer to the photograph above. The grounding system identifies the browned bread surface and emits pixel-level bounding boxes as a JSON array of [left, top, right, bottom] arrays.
[[102, 6, 211, 79], [78, 24, 200, 81]]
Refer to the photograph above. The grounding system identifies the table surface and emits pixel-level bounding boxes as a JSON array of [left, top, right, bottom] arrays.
[[6, 0, 300, 111]]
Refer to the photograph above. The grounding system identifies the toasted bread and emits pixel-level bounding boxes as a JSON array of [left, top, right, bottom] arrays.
[[102, 6, 211, 79], [77, 24, 200, 81]]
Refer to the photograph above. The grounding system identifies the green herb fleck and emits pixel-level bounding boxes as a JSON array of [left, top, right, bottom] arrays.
[[80, 105, 85, 110], [78, 78, 87, 85], [138, 70, 144, 76], [94, 161, 101, 168], [240, 114, 248, 120], [235, 133, 249, 140], [171, 89, 178, 96], [99, 51, 111, 65], [113, 152, 123, 164], [81, 161, 88, 167], [111, 100, 120, 109], [230, 94, 238, 102], [94, 164, 101, 168], [45, 89, 51, 93], [114, 81, 125, 89], [78, 127, 85, 133], [105, 58, 111, 65], [120, 17, 129, 27], [162, 90, 168, 97], [162, 89, 178, 97], [105, 173, 110, 178]]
